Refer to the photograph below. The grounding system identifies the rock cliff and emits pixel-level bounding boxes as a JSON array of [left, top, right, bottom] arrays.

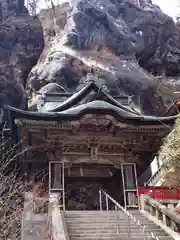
[[0, 0, 44, 113], [1, 0, 180, 116], [27, 0, 180, 115]]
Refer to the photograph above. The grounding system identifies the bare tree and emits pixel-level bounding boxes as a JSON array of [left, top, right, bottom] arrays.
[[0, 127, 26, 239], [26, 0, 39, 16], [0, 171, 25, 239], [0, 126, 49, 239]]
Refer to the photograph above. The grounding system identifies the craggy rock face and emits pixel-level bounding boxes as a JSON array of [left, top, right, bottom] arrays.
[[0, 0, 44, 116], [0, 0, 27, 19], [27, 0, 180, 115]]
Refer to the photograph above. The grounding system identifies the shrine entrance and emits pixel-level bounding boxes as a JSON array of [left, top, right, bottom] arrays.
[[49, 162, 139, 210], [65, 167, 123, 210]]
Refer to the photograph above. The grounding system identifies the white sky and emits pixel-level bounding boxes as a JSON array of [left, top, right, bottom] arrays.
[[36, 1, 178, 19], [152, 0, 178, 19]]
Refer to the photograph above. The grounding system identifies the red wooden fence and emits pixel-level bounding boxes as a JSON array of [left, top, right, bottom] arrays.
[[138, 186, 180, 200]]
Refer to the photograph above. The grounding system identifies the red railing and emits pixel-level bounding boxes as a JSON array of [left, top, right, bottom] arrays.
[[138, 186, 180, 200]]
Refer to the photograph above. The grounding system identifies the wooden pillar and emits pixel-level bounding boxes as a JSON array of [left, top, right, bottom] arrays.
[[53, 163, 63, 189], [121, 163, 139, 209], [49, 161, 65, 210], [49, 162, 63, 190]]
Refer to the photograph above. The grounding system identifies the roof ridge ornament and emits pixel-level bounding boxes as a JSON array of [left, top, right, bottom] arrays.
[[89, 78, 95, 83]]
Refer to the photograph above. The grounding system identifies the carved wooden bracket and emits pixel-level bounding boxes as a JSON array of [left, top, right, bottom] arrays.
[[87, 138, 99, 161], [90, 147, 98, 161]]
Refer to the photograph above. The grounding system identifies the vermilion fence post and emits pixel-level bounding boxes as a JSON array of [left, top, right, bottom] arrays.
[[152, 186, 155, 199]]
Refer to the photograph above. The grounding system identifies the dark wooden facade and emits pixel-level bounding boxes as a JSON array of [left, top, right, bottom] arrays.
[[6, 81, 177, 209]]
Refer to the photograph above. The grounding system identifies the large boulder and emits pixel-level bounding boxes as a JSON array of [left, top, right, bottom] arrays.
[[27, 0, 180, 115], [0, 0, 44, 113]]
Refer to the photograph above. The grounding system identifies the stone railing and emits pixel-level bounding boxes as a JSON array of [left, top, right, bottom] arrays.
[[49, 193, 69, 240], [140, 195, 180, 236], [159, 199, 179, 209]]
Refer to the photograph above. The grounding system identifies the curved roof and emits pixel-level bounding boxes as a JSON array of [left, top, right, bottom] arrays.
[[38, 83, 67, 94], [6, 100, 178, 125], [39, 80, 136, 114], [165, 99, 180, 116]]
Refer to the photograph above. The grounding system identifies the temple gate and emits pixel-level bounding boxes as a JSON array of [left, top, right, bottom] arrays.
[[6, 81, 175, 209]]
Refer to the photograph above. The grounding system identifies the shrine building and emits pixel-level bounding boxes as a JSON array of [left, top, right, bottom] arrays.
[[6, 80, 177, 210]]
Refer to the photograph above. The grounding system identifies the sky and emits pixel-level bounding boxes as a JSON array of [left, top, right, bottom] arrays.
[[35, 1, 178, 19], [35, 0, 180, 19], [152, 0, 178, 19]]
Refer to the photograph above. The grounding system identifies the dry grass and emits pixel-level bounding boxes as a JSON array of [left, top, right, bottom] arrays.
[[153, 76, 176, 109], [159, 117, 180, 187]]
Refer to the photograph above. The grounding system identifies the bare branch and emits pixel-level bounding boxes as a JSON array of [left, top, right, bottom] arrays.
[[0, 127, 48, 239]]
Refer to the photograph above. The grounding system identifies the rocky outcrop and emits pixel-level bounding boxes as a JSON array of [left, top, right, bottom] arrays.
[[27, 0, 180, 115], [0, 0, 44, 114]]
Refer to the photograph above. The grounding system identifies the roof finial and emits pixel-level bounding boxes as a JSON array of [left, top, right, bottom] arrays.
[[86, 73, 95, 83]]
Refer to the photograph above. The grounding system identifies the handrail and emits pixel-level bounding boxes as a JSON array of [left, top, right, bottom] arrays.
[[145, 167, 162, 186], [140, 195, 180, 235], [142, 195, 180, 225], [99, 189, 159, 240]]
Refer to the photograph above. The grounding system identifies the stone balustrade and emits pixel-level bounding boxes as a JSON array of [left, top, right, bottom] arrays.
[[140, 195, 180, 235], [49, 193, 69, 240], [159, 199, 179, 209]]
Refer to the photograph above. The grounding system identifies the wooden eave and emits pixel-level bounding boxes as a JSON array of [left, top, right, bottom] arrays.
[[6, 101, 177, 126], [165, 99, 180, 116]]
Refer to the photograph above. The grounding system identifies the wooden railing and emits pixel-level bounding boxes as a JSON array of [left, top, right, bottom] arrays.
[[138, 186, 180, 200], [140, 195, 180, 235]]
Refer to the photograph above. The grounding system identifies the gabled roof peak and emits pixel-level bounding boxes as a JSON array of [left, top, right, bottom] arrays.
[[37, 80, 135, 114]]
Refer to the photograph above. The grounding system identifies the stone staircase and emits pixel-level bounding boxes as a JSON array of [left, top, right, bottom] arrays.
[[63, 210, 173, 240], [129, 210, 174, 239]]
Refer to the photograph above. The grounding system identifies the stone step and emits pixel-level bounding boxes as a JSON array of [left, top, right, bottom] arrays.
[[69, 235, 173, 240], [66, 222, 154, 227], [68, 227, 167, 232], [65, 219, 156, 225], [70, 238, 153, 240], [67, 227, 164, 233], [67, 229, 168, 236], [65, 215, 136, 219], [65, 214, 126, 217], [68, 230, 145, 234], [65, 211, 119, 213], [64, 210, 173, 240], [67, 226, 164, 233], [65, 218, 147, 222], [66, 217, 151, 222]]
